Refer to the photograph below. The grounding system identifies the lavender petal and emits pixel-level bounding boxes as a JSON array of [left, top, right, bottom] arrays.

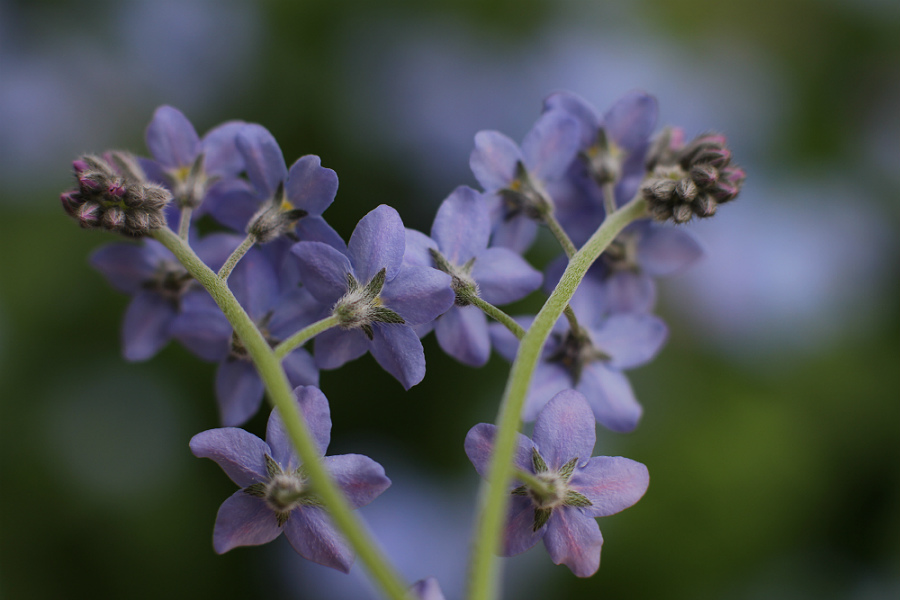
[[145, 105, 199, 169], [190, 427, 271, 487], [380, 264, 454, 325], [283, 507, 354, 573], [369, 324, 425, 390], [236, 123, 287, 197], [431, 186, 490, 263], [291, 241, 353, 306], [532, 390, 596, 471], [348, 204, 406, 282], [543, 508, 603, 577], [121, 291, 176, 361], [637, 225, 704, 277], [570, 456, 649, 518], [213, 490, 282, 554], [521, 111, 579, 182], [470, 130, 521, 192], [464, 423, 533, 479], [266, 385, 331, 469], [471, 247, 542, 306], [325, 454, 391, 508], [434, 305, 490, 367], [286, 155, 338, 216], [314, 327, 369, 370], [215, 360, 265, 427], [578, 365, 642, 433], [603, 90, 658, 154]]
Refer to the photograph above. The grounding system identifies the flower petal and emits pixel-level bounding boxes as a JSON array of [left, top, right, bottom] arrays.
[[121, 291, 176, 361], [194, 232, 245, 273], [348, 204, 406, 282], [490, 212, 538, 255], [145, 105, 199, 169], [190, 427, 271, 487], [532, 390, 596, 471], [90, 242, 167, 295], [215, 360, 265, 427], [369, 324, 425, 389], [403, 228, 438, 268], [521, 111, 579, 182], [592, 313, 668, 370], [283, 348, 320, 389], [637, 224, 704, 277], [325, 454, 391, 508], [603, 90, 658, 154], [200, 120, 246, 177], [522, 362, 572, 422], [431, 186, 490, 263], [213, 490, 282, 554], [570, 456, 649, 518], [543, 508, 603, 577], [603, 271, 657, 315], [542, 91, 600, 149], [464, 423, 533, 479], [283, 507, 354, 573], [267, 385, 331, 469], [313, 327, 369, 370], [168, 294, 232, 362], [228, 247, 279, 320], [577, 365, 642, 433], [471, 247, 542, 305], [380, 264, 454, 325], [295, 215, 346, 252], [434, 305, 490, 367], [236, 123, 287, 197], [470, 130, 521, 192], [203, 177, 260, 232], [503, 495, 546, 556], [286, 155, 338, 216], [291, 241, 353, 306]]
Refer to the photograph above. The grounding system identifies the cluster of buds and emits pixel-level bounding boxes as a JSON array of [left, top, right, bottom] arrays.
[[61, 152, 171, 236], [641, 128, 745, 224]]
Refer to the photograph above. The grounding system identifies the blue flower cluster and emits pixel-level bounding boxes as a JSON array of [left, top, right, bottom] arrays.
[[65, 91, 742, 587]]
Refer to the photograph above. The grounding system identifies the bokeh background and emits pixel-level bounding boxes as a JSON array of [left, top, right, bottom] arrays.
[[1, 0, 898, 598]]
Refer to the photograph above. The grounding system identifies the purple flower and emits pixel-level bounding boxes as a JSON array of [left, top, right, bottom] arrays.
[[491, 279, 668, 431], [203, 123, 345, 248], [291, 205, 455, 389], [465, 389, 649, 577], [404, 186, 542, 366], [469, 110, 580, 253], [90, 233, 239, 361], [169, 245, 322, 426], [190, 385, 391, 572], [411, 577, 446, 600]]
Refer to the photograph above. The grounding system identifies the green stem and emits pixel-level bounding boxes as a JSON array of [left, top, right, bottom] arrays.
[[274, 315, 341, 360], [178, 206, 193, 240], [603, 182, 618, 217], [151, 227, 411, 600], [470, 296, 525, 340], [466, 195, 648, 600], [543, 211, 577, 258], [514, 469, 550, 495], [217, 234, 256, 281]]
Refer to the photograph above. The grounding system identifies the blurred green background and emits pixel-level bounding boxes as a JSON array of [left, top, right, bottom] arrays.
[[1, 0, 898, 598]]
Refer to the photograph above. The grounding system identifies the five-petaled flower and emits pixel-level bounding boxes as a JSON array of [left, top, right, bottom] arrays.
[[190, 385, 391, 572], [465, 389, 649, 577]]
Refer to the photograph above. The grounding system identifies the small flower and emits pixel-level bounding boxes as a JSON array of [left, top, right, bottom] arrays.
[[465, 389, 649, 577], [411, 577, 446, 600], [291, 205, 455, 389], [190, 385, 391, 572], [63, 152, 171, 236], [404, 186, 542, 366]]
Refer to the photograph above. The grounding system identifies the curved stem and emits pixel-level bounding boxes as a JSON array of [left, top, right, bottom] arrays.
[[217, 233, 256, 281], [603, 182, 618, 217], [274, 314, 341, 360], [178, 206, 193, 240], [543, 211, 577, 258], [152, 227, 411, 600], [470, 296, 525, 340], [466, 195, 648, 600]]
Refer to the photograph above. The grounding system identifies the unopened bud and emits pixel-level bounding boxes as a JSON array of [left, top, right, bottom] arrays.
[[692, 194, 718, 218], [675, 178, 698, 201], [672, 203, 694, 224]]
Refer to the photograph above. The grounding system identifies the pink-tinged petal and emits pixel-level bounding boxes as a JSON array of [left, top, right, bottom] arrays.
[[434, 305, 490, 367], [90, 242, 166, 294], [543, 508, 603, 577], [215, 360, 265, 427], [236, 124, 287, 197], [228, 247, 279, 320], [532, 390, 596, 470], [637, 225, 704, 276], [603, 271, 657, 315], [411, 577, 446, 600], [431, 186, 490, 263], [593, 313, 668, 370], [145, 105, 199, 169], [283, 507, 354, 573], [464, 423, 533, 479], [348, 205, 406, 282], [200, 120, 246, 177], [522, 363, 572, 422], [325, 454, 391, 508], [213, 490, 282, 554], [190, 428, 271, 487], [603, 90, 658, 153], [380, 265, 454, 325], [542, 91, 600, 149], [295, 215, 346, 252], [404, 228, 438, 268], [203, 177, 260, 232], [286, 155, 338, 216], [470, 130, 521, 192], [121, 291, 176, 361], [471, 247, 542, 306], [577, 365, 642, 433], [503, 495, 546, 556], [521, 111, 579, 182], [267, 385, 331, 469], [370, 324, 425, 389], [491, 213, 538, 255], [313, 327, 369, 370], [570, 456, 649, 518], [291, 241, 353, 306]]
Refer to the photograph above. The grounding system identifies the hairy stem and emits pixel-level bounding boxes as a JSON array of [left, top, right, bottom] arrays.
[[470, 296, 526, 340], [467, 195, 648, 600], [274, 314, 341, 360], [217, 233, 256, 281], [177, 206, 193, 240], [543, 211, 577, 259]]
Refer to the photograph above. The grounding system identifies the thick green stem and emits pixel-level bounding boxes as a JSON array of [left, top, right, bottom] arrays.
[[466, 196, 648, 600], [217, 233, 257, 281], [274, 315, 341, 360], [152, 227, 411, 600], [470, 296, 525, 340]]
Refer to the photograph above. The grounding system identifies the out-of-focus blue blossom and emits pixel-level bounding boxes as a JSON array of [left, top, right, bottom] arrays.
[[404, 186, 542, 366], [169, 245, 322, 426], [291, 205, 454, 389], [465, 389, 649, 577], [190, 386, 391, 572], [492, 279, 668, 430], [90, 233, 239, 362], [411, 577, 446, 600]]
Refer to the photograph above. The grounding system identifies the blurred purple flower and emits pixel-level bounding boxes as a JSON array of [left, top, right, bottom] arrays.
[[190, 385, 391, 572], [411, 577, 446, 600], [404, 186, 542, 366], [465, 389, 649, 577], [291, 205, 454, 389]]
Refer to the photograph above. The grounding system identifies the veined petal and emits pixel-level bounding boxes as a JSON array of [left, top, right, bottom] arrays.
[[325, 454, 391, 508], [603, 90, 658, 153], [570, 456, 649, 518], [283, 507, 354, 573], [578, 365, 642, 433], [213, 490, 282, 554], [369, 324, 425, 390], [286, 155, 338, 216], [471, 247, 542, 305], [380, 264, 454, 325], [348, 205, 405, 282], [313, 327, 368, 370], [532, 390, 596, 471], [431, 186, 490, 263], [290, 241, 352, 306], [215, 360, 265, 427], [592, 313, 668, 370], [503, 495, 546, 556], [470, 130, 521, 192], [637, 225, 704, 276], [464, 423, 533, 478], [201, 120, 246, 177], [236, 123, 287, 197], [121, 291, 176, 362], [190, 427, 271, 487], [543, 508, 603, 577], [145, 105, 199, 169], [521, 111, 579, 182], [267, 385, 331, 469], [434, 305, 490, 367]]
